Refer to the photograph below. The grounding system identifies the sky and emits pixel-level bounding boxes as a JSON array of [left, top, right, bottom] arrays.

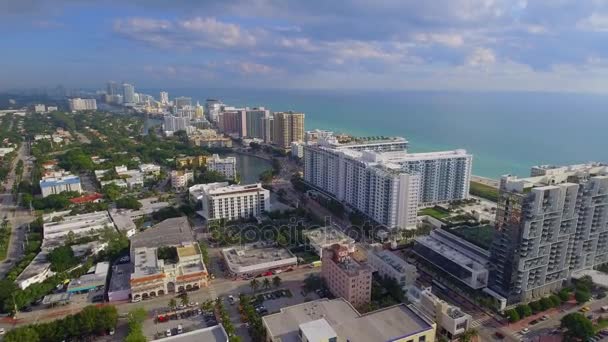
[[2, 0, 608, 92]]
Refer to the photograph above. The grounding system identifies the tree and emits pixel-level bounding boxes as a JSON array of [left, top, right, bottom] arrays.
[[102, 183, 122, 201], [549, 294, 562, 307], [505, 309, 520, 322], [459, 328, 478, 342], [180, 292, 189, 306], [272, 276, 282, 288], [3, 326, 40, 342], [516, 304, 532, 318], [116, 196, 142, 210], [47, 245, 79, 272], [559, 288, 571, 302], [275, 233, 288, 247], [576, 276, 594, 292], [529, 300, 542, 313], [561, 313, 594, 341], [263, 278, 271, 290], [540, 297, 554, 310], [250, 278, 260, 292], [575, 289, 591, 304], [128, 307, 148, 325], [168, 298, 177, 311]]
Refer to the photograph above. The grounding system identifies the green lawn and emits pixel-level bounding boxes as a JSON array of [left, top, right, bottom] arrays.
[[451, 225, 495, 250], [418, 207, 451, 220], [469, 181, 499, 202]]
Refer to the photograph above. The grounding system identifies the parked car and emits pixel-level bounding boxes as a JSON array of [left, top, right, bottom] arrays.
[[165, 329, 172, 337], [520, 328, 529, 335]]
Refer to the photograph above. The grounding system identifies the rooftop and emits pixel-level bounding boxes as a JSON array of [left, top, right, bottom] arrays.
[[43, 211, 114, 241], [39, 175, 80, 187], [415, 234, 487, 272], [263, 298, 434, 342], [108, 263, 133, 293], [189, 182, 266, 198], [177, 244, 199, 258], [304, 226, 355, 248], [370, 249, 416, 274], [161, 325, 228, 342], [130, 217, 194, 249], [222, 244, 295, 268], [132, 247, 162, 277], [69, 192, 103, 204]]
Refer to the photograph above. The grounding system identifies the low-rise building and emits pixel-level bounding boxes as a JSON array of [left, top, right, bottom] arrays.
[[189, 182, 270, 221], [171, 170, 194, 190], [221, 244, 297, 276], [15, 250, 54, 290], [413, 229, 490, 290], [366, 246, 418, 292], [192, 135, 233, 148], [303, 226, 355, 257], [34, 104, 46, 113], [108, 263, 133, 302], [290, 141, 304, 158], [43, 211, 114, 242], [175, 155, 208, 169], [262, 298, 436, 342], [40, 174, 82, 198], [109, 209, 137, 237], [138, 163, 161, 177], [130, 242, 208, 301], [68, 98, 97, 111], [407, 286, 472, 341], [321, 244, 373, 308], [206, 154, 237, 181], [69, 192, 103, 205], [161, 325, 228, 342], [67, 261, 110, 294]]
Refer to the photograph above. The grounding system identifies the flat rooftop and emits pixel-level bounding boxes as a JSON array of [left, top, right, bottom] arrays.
[[43, 211, 114, 240], [415, 232, 487, 272], [161, 325, 228, 342], [130, 217, 194, 249], [42, 292, 72, 305], [190, 182, 266, 198], [132, 247, 162, 278], [108, 263, 133, 293], [263, 298, 434, 342], [222, 244, 294, 268], [177, 244, 199, 258], [304, 226, 355, 248]]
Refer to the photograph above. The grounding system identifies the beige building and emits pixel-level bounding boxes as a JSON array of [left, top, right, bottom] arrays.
[[321, 244, 372, 308], [273, 111, 304, 149], [130, 243, 208, 301], [263, 298, 436, 342], [175, 155, 209, 169], [171, 170, 194, 190]]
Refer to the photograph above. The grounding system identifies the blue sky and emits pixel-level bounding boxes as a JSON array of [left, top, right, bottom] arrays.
[[2, 0, 608, 92]]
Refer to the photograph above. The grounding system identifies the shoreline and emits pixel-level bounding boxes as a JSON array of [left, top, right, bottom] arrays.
[[471, 175, 499, 189]]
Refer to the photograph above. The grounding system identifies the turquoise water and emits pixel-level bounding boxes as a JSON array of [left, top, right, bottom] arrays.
[[143, 88, 608, 178]]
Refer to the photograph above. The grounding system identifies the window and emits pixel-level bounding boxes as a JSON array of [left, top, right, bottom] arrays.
[[418, 336, 426, 342]]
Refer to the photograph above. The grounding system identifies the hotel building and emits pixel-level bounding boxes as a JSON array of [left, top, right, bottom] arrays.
[[272, 111, 305, 149], [189, 182, 270, 221], [321, 244, 373, 308]]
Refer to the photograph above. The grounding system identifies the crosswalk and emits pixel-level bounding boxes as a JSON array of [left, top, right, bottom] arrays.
[[470, 316, 492, 328]]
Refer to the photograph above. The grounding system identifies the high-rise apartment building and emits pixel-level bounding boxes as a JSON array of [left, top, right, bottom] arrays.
[[160, 91, 169, 105], [174, 96, 192, 109], [68, 98, 97, 111], [263, 115, 274, 143], [272, 111, 305, 149], [321, 244, 373, 308], [489, 163, 608, 303], [122, 83, 135, 104], [219, 110, 247, 137], [304, 139, 472, 230], [106, 81, 119, 96], [245, 108, 270, 139], [205, 99, 222, 123], [163, 115, 189, 133]]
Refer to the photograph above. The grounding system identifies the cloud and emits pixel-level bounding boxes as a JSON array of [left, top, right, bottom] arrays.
[[413, 33, 464, 47], [114, 16, 259, 49], [577, 12, 608, 31], [466, 47, 496, 66]]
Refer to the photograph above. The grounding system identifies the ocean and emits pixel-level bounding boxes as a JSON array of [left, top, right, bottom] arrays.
[[142, 88, 608, 178]]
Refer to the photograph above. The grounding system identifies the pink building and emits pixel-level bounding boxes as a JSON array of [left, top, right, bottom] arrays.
[[321, 244, 373, 308], [219, 110, 246, 137]]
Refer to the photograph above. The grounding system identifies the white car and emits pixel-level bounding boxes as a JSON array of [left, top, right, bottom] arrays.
[[0, 328, 5, 335], [520, 328, 529, 335], [165, 329, 172, 337]]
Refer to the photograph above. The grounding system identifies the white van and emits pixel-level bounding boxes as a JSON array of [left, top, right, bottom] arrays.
[[177, 324, 183, 334]]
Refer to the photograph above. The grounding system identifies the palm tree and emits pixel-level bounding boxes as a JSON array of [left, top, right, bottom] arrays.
[[272, 276, 282, 288], [459, 328, 479, 342], [168, 298, 177, 311], [250, 278, 260, 292], [180, 292, 189, 307], [263, 278, 271, 290]]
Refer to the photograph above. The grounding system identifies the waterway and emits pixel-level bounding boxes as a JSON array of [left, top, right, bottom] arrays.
[[231, 153, 271, 184]]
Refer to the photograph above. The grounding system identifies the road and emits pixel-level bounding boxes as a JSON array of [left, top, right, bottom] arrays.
[[0, 143, 35, 278]]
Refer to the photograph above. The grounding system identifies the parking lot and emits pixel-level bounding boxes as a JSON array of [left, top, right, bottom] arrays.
[[142, 305, 217, 340], [245, 287, 321, 315]]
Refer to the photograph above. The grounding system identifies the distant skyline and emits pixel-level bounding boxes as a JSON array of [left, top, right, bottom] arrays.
[[3, 1, 608, 93]]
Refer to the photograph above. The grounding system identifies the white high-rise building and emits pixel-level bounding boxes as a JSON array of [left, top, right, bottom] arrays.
[[122, 83, 135, 104], [34, 104, 46, 113], [303, 138, 472, 230], [160, 91, 169, 105], [189, 182, 270, 221], [163, 115, 189, 133], [68, 98, 97, 111], [205, 99, 223, 123], [206, 154, 237, 181]]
